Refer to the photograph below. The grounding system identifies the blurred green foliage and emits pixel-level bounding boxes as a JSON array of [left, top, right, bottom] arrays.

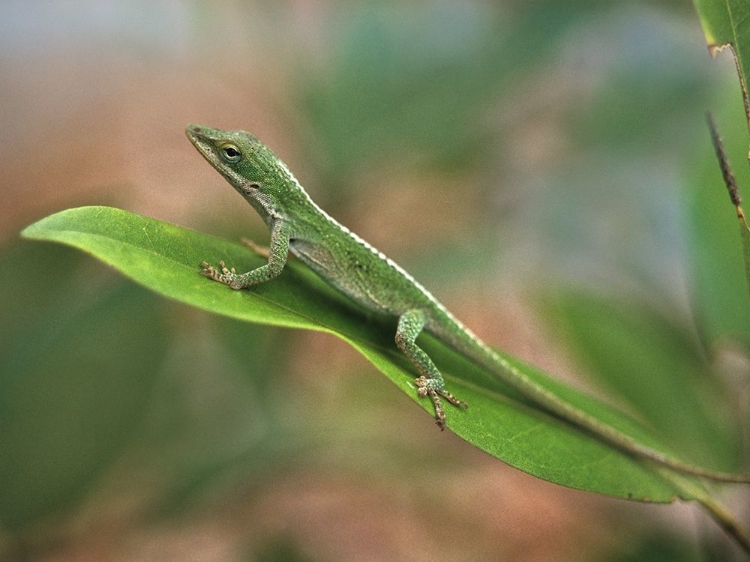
[[544, 291, 740, 471], [297, 1, 623, 198], [0, 243, 169, 529]]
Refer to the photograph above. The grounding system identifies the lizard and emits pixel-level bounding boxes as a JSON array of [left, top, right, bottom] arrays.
[[186, 123, 748, 483]]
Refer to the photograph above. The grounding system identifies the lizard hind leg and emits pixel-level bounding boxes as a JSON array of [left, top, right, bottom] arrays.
[[396, 310, 468, 430]]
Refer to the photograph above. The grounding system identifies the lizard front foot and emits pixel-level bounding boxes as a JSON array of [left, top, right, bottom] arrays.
[[199, 260, 245, 290], [415, 375, 468, 430]]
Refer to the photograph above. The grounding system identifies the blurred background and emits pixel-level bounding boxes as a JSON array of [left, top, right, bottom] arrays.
[[2, 1, 750, 560]]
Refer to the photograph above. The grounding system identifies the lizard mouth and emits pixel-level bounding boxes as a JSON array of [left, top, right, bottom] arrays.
[[185, 124, 228, 174], [185, 124, 214, 157]]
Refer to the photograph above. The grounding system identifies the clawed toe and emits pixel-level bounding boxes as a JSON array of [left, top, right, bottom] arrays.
[[199, 260, 239, 286], [414, 376, 466, 429]]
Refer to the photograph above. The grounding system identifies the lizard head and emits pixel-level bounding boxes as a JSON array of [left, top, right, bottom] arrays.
[[186, 124, 303, 220]]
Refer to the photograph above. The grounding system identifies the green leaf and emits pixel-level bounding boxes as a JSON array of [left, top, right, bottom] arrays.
[[694, 0, 750, 126], [20, 206, 736, 503]]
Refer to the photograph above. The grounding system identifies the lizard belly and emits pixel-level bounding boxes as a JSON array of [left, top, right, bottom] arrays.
[[289, 239, 392, 314]]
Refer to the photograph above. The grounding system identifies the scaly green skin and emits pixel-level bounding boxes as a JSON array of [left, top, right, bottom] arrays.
[[186, 124, 748, 483]]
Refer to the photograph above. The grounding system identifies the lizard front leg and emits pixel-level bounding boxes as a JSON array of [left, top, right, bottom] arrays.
[[396, 309, 467, 429], [201, 220, 290, 290]]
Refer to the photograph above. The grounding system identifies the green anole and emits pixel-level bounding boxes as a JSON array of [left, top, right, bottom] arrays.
[[186, 124, 747, 483]]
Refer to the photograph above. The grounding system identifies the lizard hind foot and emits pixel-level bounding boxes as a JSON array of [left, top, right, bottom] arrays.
[[414, 376, 467, 430]]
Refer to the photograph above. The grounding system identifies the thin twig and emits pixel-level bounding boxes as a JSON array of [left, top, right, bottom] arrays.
[[706, 110, 743, 211]]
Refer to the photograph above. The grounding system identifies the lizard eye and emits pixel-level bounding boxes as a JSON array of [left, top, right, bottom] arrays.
[[220, 144, 242, 163]]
